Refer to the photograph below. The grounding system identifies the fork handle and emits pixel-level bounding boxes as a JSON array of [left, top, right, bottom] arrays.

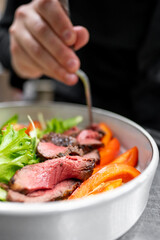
[[59, 0, 70, 15]]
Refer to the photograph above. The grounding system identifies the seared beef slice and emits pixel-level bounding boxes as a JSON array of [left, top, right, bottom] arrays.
[[83, 150, 100, 164], [63, 126, 80, 137], [37, 142, 83, 160], [7, 179, 80, 203], [77, 129, 104, 152], [37, 133, 81, 160], [37, 142, 68, 159], [41, 133, 77, 146], [9, 156, 95, 193]]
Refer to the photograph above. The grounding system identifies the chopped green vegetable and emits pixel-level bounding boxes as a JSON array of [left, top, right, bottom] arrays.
[[38, 112, 46, 130], [0, 124, 39, 183], [0, 114, 18, 131], [27, 115, 37, 154], [62, 116, 83, 131], [0, 187, 7, 201], [38, 115, 83, 137]]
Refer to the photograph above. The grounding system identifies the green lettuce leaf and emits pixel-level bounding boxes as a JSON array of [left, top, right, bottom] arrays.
[[0, 187, 7, 201], [0, 114, 18, 131], [0, 124, 39, 183], [38, 116, 83, 138]]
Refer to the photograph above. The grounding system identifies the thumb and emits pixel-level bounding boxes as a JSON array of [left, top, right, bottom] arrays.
[[73, 26, 90, 51]]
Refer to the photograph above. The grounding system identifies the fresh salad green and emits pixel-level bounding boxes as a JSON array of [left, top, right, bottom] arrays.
[[38, 115, 83, 137], [0, 124, 38, 184], [0, 114, 18, 131], [0, 187, 7, 201]]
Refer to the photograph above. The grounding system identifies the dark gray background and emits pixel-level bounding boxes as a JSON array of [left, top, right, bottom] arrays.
[[119, 129, 160, 240]]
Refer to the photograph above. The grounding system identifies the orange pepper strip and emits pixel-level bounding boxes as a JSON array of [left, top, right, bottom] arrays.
[[25, 121, 42, 135], [99, 138, 120, 166], [92, 165, 102, 174], [99, 122, 112, 147], [69, 163, 140, 199], [13, 124, 27, 131], [88, 179, 122, 196], [112, 146, 138, 167], [93, 146, 138, 174]]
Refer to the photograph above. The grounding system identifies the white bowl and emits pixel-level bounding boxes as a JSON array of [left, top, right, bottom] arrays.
[[0, 102, 159, 240]]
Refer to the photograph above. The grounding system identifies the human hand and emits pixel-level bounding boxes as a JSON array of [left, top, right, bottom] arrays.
[[9, 0, 89, 85]]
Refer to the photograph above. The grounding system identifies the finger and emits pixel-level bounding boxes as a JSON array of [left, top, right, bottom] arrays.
[[43, 70, 78, 86], [73, 26, 90, 51], [10, 24, 78, 85], [24, 11, 80, 72], [33, 0, 76, 46], [10, 35, 42, 79]]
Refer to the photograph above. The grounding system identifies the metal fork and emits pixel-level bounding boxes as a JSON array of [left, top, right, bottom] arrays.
[[59, 0, 93, 125]]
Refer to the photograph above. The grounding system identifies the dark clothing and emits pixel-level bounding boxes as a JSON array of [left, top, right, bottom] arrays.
[[0, 0, 30, 89], [1, 0, 160, 129]]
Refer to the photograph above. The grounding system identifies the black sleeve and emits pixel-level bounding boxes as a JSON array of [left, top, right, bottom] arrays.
[[0, 0, 30, 89], [0, 0, 17, 70]]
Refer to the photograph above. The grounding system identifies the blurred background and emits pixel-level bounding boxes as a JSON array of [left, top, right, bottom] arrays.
[[0, 0, 23, 102], [0, 0, 17, 102], [0, 0, 54, 102]]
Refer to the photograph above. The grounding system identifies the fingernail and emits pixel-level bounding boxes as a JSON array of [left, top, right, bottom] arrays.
[[65, 73, 78, 85], [63, 30, 73, 42], [67, 59, 79, 71]]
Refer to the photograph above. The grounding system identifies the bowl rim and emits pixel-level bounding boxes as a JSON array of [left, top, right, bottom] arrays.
[[0, 101, 159, 215]]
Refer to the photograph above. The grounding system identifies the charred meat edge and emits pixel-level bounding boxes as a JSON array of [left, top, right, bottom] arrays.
[[7, 179, 81, 203], [9, 156, 95, 193]]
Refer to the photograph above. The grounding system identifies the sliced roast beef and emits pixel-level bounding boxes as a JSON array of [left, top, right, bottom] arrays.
[[63, 126, 80, 137], [0, 182, 9, 190], [41, 133, 77, 147], [9, 155, 95, 193], [7, 179, 80, 203], [87, 124, 105, 138], [79, 138, 103, 152], [37, 142, 67, 160], [83, 150, 100, 164], [65, 145, 83, 156], [37, 142, 83, 160], [77, 129, 104, 152], [77, 129, 101, 141]]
